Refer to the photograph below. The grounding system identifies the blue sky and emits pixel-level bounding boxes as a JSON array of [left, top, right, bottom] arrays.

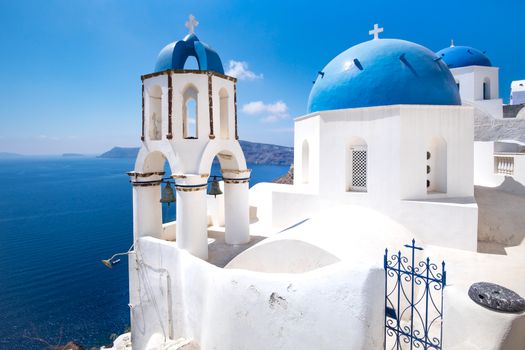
[[0, 0, 524, 154]]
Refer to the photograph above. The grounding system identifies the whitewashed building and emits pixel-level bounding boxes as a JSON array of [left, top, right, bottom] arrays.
[[510, 80, 525, 105], [111, 19, 525, 350]]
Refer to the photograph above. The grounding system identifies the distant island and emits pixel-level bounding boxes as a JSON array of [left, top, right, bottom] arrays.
[[99, 140, 294, 166], [0, 152, 23, 158]]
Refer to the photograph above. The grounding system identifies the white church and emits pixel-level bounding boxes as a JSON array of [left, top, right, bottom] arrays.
[[105, 17, 525, 350]]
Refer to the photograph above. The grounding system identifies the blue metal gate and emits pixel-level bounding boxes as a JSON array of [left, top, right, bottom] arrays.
[[384, 240, 446, 350]]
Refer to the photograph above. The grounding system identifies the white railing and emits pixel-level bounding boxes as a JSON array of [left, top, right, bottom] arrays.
[[494, 155, 514, 175]]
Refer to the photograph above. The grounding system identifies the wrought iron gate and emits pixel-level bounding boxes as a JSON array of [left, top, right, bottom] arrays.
[[384, 240, 446, 350]]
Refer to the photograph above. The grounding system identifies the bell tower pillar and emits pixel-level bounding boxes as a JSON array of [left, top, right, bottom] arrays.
[[223, 169, 251, 244], [174, 174, 209, 260], [128, 172, 164, 241]]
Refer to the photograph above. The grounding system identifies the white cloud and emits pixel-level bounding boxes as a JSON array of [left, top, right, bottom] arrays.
[[241, 100, 289, 123], [225, 60, 263, 80], [242, 101, 265, 114]]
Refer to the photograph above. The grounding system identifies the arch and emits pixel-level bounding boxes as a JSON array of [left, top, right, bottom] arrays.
[[219, 88, 230, 139], [182, 84, 199, 139], [346, 136, 368, 192], [301, 139, 310, 184], [148, 85, 162, 140], [199, 142, 250, 245], [427, 137, 447, 193], [198, 142, 247, 175], [483, 77, 491, 100], [132, 148, 181, 228], [134, 147, 181, 174]]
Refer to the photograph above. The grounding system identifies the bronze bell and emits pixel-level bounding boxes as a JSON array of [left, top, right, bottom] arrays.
[[207, 176, 223, 197], [160, 181, 176, 206]]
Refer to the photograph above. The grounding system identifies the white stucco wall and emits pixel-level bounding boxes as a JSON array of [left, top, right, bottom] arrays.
[[451, 66, 500, 101], [450, 66, 503, 119], [474, 141, 525, 187], [288, 105, 477, 250], [293, 115, 320, 189], [510, 80, 525, 105], [140, 72, 241, 174], [129, 204, 525, 350], [130, 236, 385, 350]]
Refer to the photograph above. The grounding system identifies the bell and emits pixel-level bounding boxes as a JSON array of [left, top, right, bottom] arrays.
[[160, 181, 176, 206], [207, 177, 223, 197]]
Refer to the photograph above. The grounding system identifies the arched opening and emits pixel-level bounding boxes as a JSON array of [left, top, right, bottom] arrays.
[[483, 78, 491, 100], [427, 137, 447, 193], [219, 88, 229, 139], [203, 149, 250, 245], [346, 137, 368, 192], [455, 80, 460, 91], [148, 85, 162, 140], [207, 155, 225, 227], [182, 85, 198, 139], [184, 55, 199, 70], [141, 151, 176, 224], [134, 151, 177, 241], [302, 140, 310, 184]]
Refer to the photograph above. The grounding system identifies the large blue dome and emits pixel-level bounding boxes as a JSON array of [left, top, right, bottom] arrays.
[[436, 45, 491, 69], [307, 39, 461, 113], [154, 34, 224, 74]]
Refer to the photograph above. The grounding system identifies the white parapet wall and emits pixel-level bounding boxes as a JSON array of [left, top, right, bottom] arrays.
[[250, 182, 478, 251], [129, 236, 385, 350]]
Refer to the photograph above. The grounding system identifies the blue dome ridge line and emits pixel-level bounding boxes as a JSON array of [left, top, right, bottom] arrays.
[[154, 33, 224, 74], [307, 39, 461, 113]]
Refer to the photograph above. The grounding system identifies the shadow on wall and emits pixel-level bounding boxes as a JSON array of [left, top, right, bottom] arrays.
[[475, 176, 525, 251]]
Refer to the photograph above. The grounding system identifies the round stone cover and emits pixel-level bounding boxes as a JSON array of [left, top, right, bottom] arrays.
[[468, 282, 525, 313]]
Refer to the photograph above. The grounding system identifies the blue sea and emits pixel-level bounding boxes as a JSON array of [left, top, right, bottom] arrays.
[[0, 157, 288, 349]]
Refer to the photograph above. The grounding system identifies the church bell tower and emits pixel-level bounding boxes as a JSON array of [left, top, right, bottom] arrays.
[[129, 16, 251, 260]]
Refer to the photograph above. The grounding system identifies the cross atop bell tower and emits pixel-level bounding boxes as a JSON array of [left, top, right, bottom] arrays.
[[185, 14, 199, 35]]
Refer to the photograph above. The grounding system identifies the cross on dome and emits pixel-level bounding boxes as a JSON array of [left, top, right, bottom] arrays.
[[369, 23, 384, 40], [450, 39, 455, 47], [185, 14, 199, 35]]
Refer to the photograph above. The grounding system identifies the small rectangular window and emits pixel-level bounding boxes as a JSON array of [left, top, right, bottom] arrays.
[[350, 148, 367, 191]]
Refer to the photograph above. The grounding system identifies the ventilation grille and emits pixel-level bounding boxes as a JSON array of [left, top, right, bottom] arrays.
[[351, 149, 367, 191]]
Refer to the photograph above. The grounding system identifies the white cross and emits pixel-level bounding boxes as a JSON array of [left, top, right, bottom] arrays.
[[369, 23, 384, 40], [185, 14, 199, 35]]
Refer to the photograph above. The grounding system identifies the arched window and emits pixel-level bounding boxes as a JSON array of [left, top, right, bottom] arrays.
[[219, 88, 229, 139], [148, 85, 162, 140], [483, 78, 491, 100], [302, 140, 310, 184], [427, 137, 447, 193], [455, 80, 460, 91], [182, 85, 198, 139], [346, 137, 367, 192]]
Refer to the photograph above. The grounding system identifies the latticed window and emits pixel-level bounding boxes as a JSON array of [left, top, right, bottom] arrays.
[[350, 147, 367, 191]]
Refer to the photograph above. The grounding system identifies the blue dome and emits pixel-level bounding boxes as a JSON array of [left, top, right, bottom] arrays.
[[436, 45, 491, 69], [307, 39, 461, 113], [154, 34, 224, 74]]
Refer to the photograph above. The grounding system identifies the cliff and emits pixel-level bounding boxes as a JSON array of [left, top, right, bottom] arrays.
[[98, 140, 293, 166]]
